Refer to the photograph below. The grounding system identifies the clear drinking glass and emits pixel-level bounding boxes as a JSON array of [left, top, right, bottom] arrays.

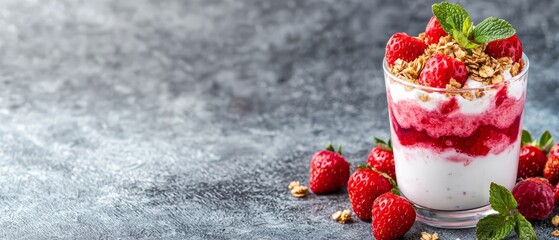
[[383, 54, 529, 228]]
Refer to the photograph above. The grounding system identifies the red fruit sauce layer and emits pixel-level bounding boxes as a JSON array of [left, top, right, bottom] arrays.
[[388, 85, 525, 157]]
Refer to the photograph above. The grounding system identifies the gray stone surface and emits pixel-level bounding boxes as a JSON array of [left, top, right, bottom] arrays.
[[0, 0, 558, 239]]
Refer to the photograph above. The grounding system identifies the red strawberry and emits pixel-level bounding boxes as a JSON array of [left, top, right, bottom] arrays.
[[371, 192, 416, 240], [385, 32, 427, 67], [424, 16, 448, 45], [512, 178, 554, 220], [485, 34, 523, 62], [347, 167, 393, 221], [418, 54, 468, 88], [367, 138, 396, 181], [554, 182, 559, 205], [545, 144, 559, 185], [517, 130, 553, 179], [309, 144, 350, 194]]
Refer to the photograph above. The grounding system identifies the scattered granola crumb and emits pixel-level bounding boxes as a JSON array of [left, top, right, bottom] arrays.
[[288, 181, 308, 198], [552, 215, 559, 227], [420, 231, 439, 240], [552, 229, 559, 237], [331, 209, 351, 224]]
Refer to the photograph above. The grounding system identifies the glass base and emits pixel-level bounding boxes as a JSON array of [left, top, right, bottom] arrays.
[[414, 204, 496, 229]]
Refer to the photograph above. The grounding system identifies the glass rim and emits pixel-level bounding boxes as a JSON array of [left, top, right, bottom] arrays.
[[382, 53, 529, 92]]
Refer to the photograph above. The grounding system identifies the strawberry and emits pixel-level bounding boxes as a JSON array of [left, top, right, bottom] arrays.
[[511, 178, 554, 220], [517, 130, 554, 179], [385, 32, 427, 67], [485, 34, 523, 62], [545, 144, 559, 185], [424, 16, 448, 45], [309, 144, 350, 194], [347, 167, 393, 221], [366, 138, 396, 181], [418, 54, 468, 88], [371, 192, 416, 240]]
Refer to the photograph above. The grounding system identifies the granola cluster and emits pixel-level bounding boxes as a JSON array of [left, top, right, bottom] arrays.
[[288, 181, 308, 198], [420, 232, 439, 240], [331, 209, 352, 224], [389, 35, 525, 101]]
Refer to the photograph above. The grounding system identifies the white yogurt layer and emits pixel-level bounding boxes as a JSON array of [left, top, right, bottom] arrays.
[[388, 67, 527, 115], [392, 136, 520, 210]]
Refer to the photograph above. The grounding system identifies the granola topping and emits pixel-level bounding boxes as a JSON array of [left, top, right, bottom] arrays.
[[388, 34, 524, 102]]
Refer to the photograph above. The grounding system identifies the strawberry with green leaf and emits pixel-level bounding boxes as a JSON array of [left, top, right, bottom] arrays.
[[517, 130, 554, 179], [367, 138, 396, 181], [476, 183, 536, 240], [309, 144, 350, 194]]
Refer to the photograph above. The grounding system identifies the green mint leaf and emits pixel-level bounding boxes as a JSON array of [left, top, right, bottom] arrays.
[[514, 213, 537, 240], [325, 144, 335, 152], [476, 214, 515, 240], [489, 182, 517, 215], [521, 130, 532, 145], [432, 2, 470, 36], [461, 16, 474, 37], [473, 17, 515, 43], [374, 137, 386, 145], [539, 130, 554, 153]]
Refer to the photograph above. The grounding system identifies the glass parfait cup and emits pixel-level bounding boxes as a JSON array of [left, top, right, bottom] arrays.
[[382, 54, 529, 228]]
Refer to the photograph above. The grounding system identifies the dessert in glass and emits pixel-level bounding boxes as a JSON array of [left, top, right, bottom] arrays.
[[383, 3, 528, 228]]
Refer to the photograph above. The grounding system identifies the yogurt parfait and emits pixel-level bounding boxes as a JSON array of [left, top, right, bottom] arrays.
[[383, 2, 527, 228]]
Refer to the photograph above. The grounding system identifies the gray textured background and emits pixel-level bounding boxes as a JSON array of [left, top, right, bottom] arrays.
[[0, 0, 558, 239]]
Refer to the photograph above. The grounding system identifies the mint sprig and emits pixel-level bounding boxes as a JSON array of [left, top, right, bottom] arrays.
[[476, 183, 536, 240], [432, 2, 515, 50]]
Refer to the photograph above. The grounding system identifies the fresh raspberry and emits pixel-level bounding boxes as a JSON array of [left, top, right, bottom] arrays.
[[347, 168, 393, 221], [554, 182, 559, 205], [366, 138, 396, 181], [418, 54, 468, 88], [371, 192, 416, 240], [545, 144, 559, 185], [517, 145, 548, 179], [512, 178, 554, 221], [385, 32, 427, 67], [485, 34, 523, 62], [309, 144, 350, 194], [424, 16, 447, 45]]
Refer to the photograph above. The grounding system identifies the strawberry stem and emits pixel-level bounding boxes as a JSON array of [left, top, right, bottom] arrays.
[[325, 144, 335, 152]]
